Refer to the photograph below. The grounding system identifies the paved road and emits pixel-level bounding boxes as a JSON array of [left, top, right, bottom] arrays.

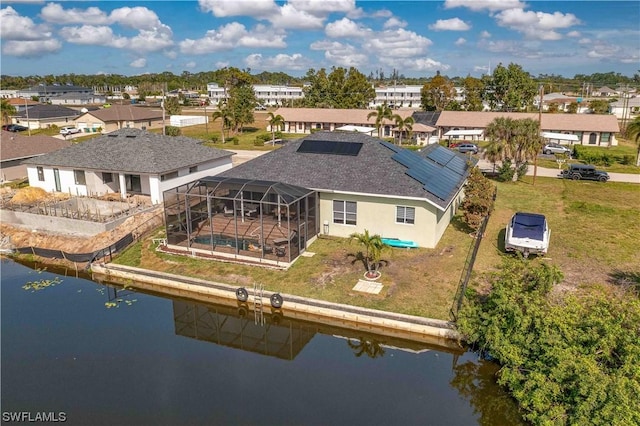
[[476, 159, 640, 184]]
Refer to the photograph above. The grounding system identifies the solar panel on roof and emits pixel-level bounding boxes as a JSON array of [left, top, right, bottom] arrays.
[[446, 156, 468, 176], [426, 148, 455, 167], [297, 139, 363, 156]]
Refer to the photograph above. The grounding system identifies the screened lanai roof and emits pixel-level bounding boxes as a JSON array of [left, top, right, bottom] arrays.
[[191, 176, 314, 205]]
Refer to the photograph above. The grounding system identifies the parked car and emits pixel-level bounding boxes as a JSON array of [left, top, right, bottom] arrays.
[[543, 143, 572, 155], [457, 143, 478, 154], [504, 212, 550, 258], [560, 164, 610, 182], [2, 124, 28, 132], [60, 126, 81, 135]]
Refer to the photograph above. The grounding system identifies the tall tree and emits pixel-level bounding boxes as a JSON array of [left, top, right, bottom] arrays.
[[485, 117, 541, 180], [1, 99, 16, 124], [588, 99, 610, 114], [420, 72, 456, 111], [303, 67, 375, 108], [211, 103, 231, 143], [486, 63, 537, 111], [267, 111, 284, 143], [367, 103, 393, 138], [625, 117, 640, 166], [162, 96, 181, 115], [392, 114, 414, 145], [461, 76, 485, 111]]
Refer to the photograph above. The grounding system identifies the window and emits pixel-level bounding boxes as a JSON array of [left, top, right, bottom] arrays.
[[102, 172, 113, 183], [161, 171, 178, 181], [601, 132, 610, 143], [37, 167, 44, 181], [396, 206, 415, 224], [74, 170, 86, 185], [189, 166, 198, 173], [333, 200, 357, 225]]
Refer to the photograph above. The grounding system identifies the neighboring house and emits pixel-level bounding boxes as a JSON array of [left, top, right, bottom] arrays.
[[5, 98, 39, 113], [49, 92, 106, 106], [536, 92, 581, 112], [206, 83, 304, 107], [17, 84, 94, 104], [12, 104, 80, 130], [23, 128, 234, 204], [609, 97, 640, 120], [435, 111, 620, 146], [592, 86, 617, 97], [369, 85, 423, 109], [163, 131, 474, 267], [0, 131, 71, 181], [73, 105, 164, 133], [0, 90, 19, 99], [272, 107, 414, 138]]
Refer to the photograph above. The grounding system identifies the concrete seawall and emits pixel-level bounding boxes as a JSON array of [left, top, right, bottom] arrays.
[[91, 263, 462, 346]]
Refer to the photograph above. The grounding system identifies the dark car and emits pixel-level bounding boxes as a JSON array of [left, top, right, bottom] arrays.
[[560, 164, 610, 182], [2, 124, 28, 132], [457, 143, 478, 154]]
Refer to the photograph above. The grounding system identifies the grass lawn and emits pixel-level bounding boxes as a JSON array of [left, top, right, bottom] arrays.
[[474, 175, 640, 288], [114, 218, 475, 321], [112, 173, 639, 321]]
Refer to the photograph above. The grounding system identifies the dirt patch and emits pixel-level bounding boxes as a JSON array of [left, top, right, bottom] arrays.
[[1, 207, 163, 254]]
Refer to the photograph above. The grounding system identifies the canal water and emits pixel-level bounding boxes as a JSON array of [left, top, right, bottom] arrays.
[[1, 259, 525, 425]]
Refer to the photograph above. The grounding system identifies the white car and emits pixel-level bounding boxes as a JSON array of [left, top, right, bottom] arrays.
[[60, 126, 81, 135], [543, 143, 571, 155]]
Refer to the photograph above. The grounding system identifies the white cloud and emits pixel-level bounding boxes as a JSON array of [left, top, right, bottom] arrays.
[[429, 18, 471, 31], [474, 65, 491, 73], [455, 37, 467, 46], [179, 22, 286, 54], [495, 8, 581, 40], [130, 58, 146, 68], [184, 61, 196, 69], [2, 39, 62, 57], [363, 28, 432, 58], [567, 30, 581, 38], [198, 0, 278, 17], [109, 7, 166, 31], [578, 38, 591, 45], [245, 53, 310, 71], [40, 3, 108, 25], [59, 25, 127, 47], [215, 61, 230, 68], [269, 4, 326, 29], [325, 18, 371, 38], [444, 0, 526, 12], [309, 40, 368, 67], [480, 30, 491, 38], [1, 6, 52, 40], [385, 57, 449, 72], [288, 0, 356, 15], [383, 17, 407, 29]]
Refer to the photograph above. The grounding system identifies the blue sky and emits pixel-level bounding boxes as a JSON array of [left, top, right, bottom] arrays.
[[1, 0, 638, 78]]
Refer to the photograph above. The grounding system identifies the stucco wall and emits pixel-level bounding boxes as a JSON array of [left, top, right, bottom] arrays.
[[318, 192, 443, 248]]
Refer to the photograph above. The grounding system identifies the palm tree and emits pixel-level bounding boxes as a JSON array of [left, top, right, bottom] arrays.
[[267, 111, 284, 144], [625, 117, 640, 166], [211, 103, 231, 144], [1, 99, 16, 125], [484, 140, 504, 174], [347, 337, 386, 358], [393, 114, 414, 145], [349, 229, 385, 278], [367, 103, 392, 138]]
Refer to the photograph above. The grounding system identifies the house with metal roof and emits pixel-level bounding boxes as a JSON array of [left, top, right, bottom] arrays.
[[163, 131, 474, 267], [23, 128, 234, 204], [0, 131, 71, 182], [73, 105, 165, 133], [435, 111, 620, 146]]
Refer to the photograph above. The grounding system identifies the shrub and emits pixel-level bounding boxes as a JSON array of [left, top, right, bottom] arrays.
[[254, 139, 265, 146], [497, 159, 515, 182], [227, 136, 239, 145], [210, 135, 219, 143], [621, 155, 634, 165], [516, 161, 529, 180], [165, 126, 181, 136]]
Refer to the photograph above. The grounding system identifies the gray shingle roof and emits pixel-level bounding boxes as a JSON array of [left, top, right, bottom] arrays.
[[23, 128, 234, 174], [219, 131, 471, 210], [15, 104, 79, 120]]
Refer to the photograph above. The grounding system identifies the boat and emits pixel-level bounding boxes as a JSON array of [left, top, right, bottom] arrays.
[[381, 238, 418, 248], [504, 212, 550, 258]]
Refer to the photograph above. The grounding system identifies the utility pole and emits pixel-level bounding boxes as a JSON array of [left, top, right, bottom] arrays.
[[161, 83, 166, 136], [25, 98, 31, 136], [533, 84, 544, 186]]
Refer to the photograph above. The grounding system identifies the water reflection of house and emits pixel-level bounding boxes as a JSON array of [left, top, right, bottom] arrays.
[[173, 300, 316, 361]]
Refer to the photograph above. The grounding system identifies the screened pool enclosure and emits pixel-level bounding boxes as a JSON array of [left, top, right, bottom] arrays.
[[164, 177, 317, 265]]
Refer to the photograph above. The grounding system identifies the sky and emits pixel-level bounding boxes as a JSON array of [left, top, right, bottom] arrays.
[[1, 0, 639, 79]]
